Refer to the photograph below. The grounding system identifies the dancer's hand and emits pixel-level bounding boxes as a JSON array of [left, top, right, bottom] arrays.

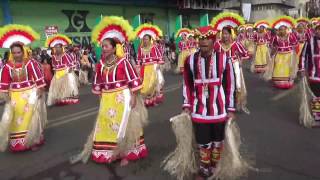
[[37, 88, 44, 98], [135, 66, 141, 73], [183, 108, 191, 115], [227, 112, 236, 120], [130, 94, 137, 108]]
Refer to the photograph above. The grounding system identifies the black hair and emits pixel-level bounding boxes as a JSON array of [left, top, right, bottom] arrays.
[[10, 43, 24, 52], [143, 34, 152, 40], [222, 26, 232, 34], [102, 38, 117, 48]]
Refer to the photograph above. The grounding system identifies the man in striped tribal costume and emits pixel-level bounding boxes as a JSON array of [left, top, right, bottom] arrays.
[[183, 26, 236, 179]]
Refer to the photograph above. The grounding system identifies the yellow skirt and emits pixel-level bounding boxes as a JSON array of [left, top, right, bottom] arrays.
[[272, 52, 294, 89], [9, 88, 44, 152], [177, 50, 191, 73], [91, 89, 147, 163], [254, 44, 269, 72], [140, 64, 158, 97]]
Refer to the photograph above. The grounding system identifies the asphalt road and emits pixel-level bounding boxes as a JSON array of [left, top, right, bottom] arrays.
[[1, 68, 320, 180]]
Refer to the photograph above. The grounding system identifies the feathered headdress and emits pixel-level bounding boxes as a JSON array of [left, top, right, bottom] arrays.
[[211, 12, 245, 31], [272, 16, 296, 29], [45, 34, 72, 48], [245, 24, 254, 30], [175, 28, 192, 38], [296, 17, 310, 27], [238, 24, 246, 32], [254, 20, 270, 29], [91, 16, 134, 44], [194, 26, 217, 40], [134, 23, 163, 40], [310, 17, 320, 27], [0, 24, 40, 48]]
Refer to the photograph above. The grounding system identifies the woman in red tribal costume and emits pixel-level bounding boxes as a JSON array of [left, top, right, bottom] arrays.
[[237, 25, 247, 46], [188, 33, 198, 54], [71, 16, 148, 166], [211, 12, 250, 114], [0, 25, 47, 152], [135, 24, 165, 107], [264, 16, 298, 89], [299, 24, 320, 128], [46, 34, 79, 106], [175, 28, 192, 73], [252, 20, 271, 73], [295, 18, 311, 72], [244, 24, 255, 58]]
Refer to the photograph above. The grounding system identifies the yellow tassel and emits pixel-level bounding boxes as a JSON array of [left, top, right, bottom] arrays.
[[231, 29, 236, 40], [116, 43, 125, 58]]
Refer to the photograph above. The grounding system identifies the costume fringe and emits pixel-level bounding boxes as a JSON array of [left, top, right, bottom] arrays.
[[212, 119, 253, 180], [263, 54, 275, 81], [0, 101, 13, 152], [237, 69, 250, 114], [162, 113, 198, 180], [299, 77, 315, 128], [116, 95, 149, 154], [161, 56, 172, 72], [70, 128, 95, 164], [47, 71, 79, 106], [25, 92, 47, 147], [79, 69, 89, 85]]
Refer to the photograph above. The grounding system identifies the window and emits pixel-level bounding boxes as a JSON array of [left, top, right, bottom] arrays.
[[141, 13, 155, 24], [182, 14, 191, 28]]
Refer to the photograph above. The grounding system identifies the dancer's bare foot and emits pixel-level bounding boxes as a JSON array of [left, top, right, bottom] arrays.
[[120, 159, 129, 166]]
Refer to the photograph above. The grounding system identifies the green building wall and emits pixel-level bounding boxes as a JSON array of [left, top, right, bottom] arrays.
[[1, 1, 219, 49]]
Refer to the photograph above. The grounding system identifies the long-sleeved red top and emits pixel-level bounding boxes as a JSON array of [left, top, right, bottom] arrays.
[[137, 44, 163, 66], [270, 34, 298, 53], [254, 32, 271, 45], [0, 59, 46, 92], [293, 31, 310, 43], [178, 41, 190, 52], [300, 35, 320, 82], [92, 57, 142, 94], [183, 50, 236, 123], [213, 40, 249, 62], [51, 53, 74, 70]]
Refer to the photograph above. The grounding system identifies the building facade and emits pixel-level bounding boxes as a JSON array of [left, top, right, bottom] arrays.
[[0, 0, 223, 47]]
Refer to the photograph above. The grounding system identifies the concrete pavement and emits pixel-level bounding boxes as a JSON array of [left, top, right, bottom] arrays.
[[1, 71, 320, 180]]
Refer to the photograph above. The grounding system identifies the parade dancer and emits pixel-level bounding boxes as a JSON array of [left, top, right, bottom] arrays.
[[252, 20, 271, 73], [295, 18, 311, 71], [237, 25, 247, 46], [0, 25, 47, 152], [264, 16, 298, 89], [188, 33, 198, 54], [135, 24, 165, 107], [244, 24, 255, 59], [183, 25, 237, 179], [79, 50, 90, 85], [71, 16, 148, 166], [45, 34, 79, 106], [299, 24, 320, 127], [175, 28, 192, 73], [211, 12, 250, 113]]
